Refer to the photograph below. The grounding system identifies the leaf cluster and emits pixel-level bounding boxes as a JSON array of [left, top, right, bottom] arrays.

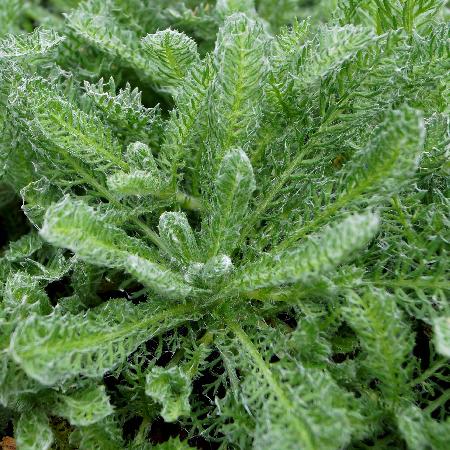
[[0, 0, 448, 449]]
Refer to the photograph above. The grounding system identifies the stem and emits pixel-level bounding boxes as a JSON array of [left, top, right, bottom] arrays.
[[410, 358, 448, 387], [135, 417, 151, 444], [424, 389, 450, 414]]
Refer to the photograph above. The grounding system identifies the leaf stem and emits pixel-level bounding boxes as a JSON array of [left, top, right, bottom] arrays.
[[424, 389, 450, 414], [410, 358, 448, 387]]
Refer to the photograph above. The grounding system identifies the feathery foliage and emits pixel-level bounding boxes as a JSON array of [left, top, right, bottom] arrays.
[[0, 0, 448, 448]]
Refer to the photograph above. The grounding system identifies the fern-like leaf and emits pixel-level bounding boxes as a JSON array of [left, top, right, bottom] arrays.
[[203, 148, 256, 258], [231, 211, 379, 294], [15, 410, 53, 450], [10, 299, 200, 385], [40, 197, 199, 299], [52, 383, 114, 427], [145, 366, 192, 422], [141, 29, 199, 94], [0, 28, 64, 59]]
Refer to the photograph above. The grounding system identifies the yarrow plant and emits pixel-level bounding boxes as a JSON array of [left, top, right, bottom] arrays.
[[0, 0, 449, 449]]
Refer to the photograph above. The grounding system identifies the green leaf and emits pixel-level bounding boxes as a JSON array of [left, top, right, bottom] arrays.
[[0, 2, 448, 447], [397, 405, 450, 450], [107, 170, 163, 197], [15, 410, 53, 450], [10, 299, 199, 385], [40, 196, 152, 266], [231, 211, 379, 294], [126, 255, 202, 299], [207, 13, 268, 155], [294, 24, 376, 91], [397, 405, 431, 450], [203, 148, 256, 258], [52, 384, 114, 426], [216, 0, 256, 17], [159, 56, 213, 183], [21, 178, 64, 228], [337, 0, 446, 33], [124, 141, 160, 171], [153, 437, 196, 449], [83, 78, 159, 137], [159, 212, 199, 264], [0, 359, 43, 408], [223, 320, 360, 450], [107, 142, 165, 196], [40, 196, 195, 299], [0, 28, 64, 59], [3, 232, 43, 262], [66, 0, 152, 78], [0, 0, 25, 38], [278, 107, 425, 249], [337, 107, 424, 200], [200, 254, 234, 287], [13, 77, 126, 173], [69, 416, 124, 450], [344, 288, 415, 399], [141, 29, 199, 94], [145, 366, 192, 422], [3, 271, 51, 317]]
